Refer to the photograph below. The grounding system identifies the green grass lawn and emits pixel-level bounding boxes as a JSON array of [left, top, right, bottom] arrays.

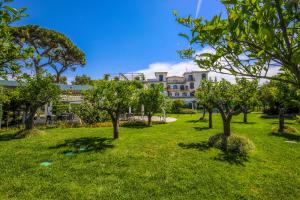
[[0, 113, 300, 200]]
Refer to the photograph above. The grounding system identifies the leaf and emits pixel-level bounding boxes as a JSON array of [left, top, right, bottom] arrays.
[[257, 50, 265, 57], [198, 53, 212, 57], [178, 33, 190, 41], [3, 6, 18, 15], [292, 49, 300, 64]]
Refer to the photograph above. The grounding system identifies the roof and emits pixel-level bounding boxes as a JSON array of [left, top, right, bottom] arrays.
[[183, 71, 210, 75], [0, 80, 92, 91]]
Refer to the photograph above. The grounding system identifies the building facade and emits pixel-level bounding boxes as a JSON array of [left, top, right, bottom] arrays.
[[145, 71, 209, 103]]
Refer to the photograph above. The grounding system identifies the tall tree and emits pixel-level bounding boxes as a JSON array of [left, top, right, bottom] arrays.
[[11, 25, 85, 78], [138, 84, 165, 126], [72, 74, 92, 85], [235, 78, 259, 123], [85, 80, 137, 139], [0, 0, 27, 78], [196, 80, 215, 128], [17, 76, 60, 131], [176, 0, 300, 87]]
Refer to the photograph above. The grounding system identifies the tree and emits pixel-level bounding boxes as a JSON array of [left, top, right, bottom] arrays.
[[172, 99, 185, 113], [72, 74, 92, 85], [17, 76, 60, 131], [0, 0, 27, 78], [260, 79, 299, 133], [103, 74, 110, 80], [176, 0, 300, 87], [138, 84, 165, 126], [85, 80, 137, 139], [196, 80, 215, 128], [235, 78, 258, 123], [47, 74, 67, 84], [210, 79, 242, 150], [11, 25, 85, 78]]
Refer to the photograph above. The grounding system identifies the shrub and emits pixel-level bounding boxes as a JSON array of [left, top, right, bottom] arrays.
[[177, 108, 196, 114], [208, 134, 255, 155], [271, 126, 298, 134]]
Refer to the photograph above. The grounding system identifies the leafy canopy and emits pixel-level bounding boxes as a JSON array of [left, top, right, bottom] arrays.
[[0, 0, 27, 78], [176, 0, 300, 86], [11, 25, 85, 77]]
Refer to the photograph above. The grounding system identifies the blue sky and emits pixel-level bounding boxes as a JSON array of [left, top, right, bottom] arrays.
[[11, 0, 225, 81]]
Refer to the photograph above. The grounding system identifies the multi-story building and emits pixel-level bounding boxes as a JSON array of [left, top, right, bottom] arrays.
[[145, 71, 209, 103]]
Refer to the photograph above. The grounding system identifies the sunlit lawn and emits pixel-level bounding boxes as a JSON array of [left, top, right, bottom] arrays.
[[0, 113, 300, 200]]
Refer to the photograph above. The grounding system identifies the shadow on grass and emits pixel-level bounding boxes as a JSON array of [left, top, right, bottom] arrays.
[[50, 137, 114, 153], [178, 142, 210, 152], [194, 127, 211, 132], [232, 122, 256, 124], [179, 141, 249, 166], [0, 133, 17, 141], [213, 152, 249, 166], [270, 132, 300, 142]]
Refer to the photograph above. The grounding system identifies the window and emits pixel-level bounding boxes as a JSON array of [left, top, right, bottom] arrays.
[[182, 92, 187, 97], [188, 75, 194, 81], [175, 92, 179, 97], [185, 85, 189, 90], [202, 74, 207, 80], [180, 85, 185, 90], [173, 85, 178, 89], [167, 85, 170, 89], [190, 92, 195, 97], [190, 82, 194, 89], [159, 75, 164, 82]]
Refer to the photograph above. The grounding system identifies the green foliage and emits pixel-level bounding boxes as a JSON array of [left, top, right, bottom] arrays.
[[11, 25, 85, 77], [17, 76, 60, 130], [0, 0, 27, 78], [73, 102, 110, 125], [208, 134, 255, 155], [85, 80, 138, 138], [196, 80, 215, 111], [17, 76, 61, 109], [72, 74, 92, 85], [176, 108, 196, 114], [259, 78, 300, 114], [177, 0, 300, 87], [138, 84, 166, 125], [171, 99, 185, 113]]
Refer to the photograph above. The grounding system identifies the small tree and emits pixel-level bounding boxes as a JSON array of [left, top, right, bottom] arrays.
[[260, 79, 299, 133], [17, 76, 60, 131], [72, 74, 92, 85], [138, 84, 165, 126], [211, 79, 242, 150], [172, 99, 185, 113], [85, 80, 137, 139], [196, 80, 215, 128], [235, 78, 259, 123]]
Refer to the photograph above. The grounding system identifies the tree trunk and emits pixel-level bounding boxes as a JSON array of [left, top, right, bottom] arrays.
[[278, 108, 285, 133], [147, 115, 152, 126], [25, 107, 38, 130], [112, 118, 119, 139], [221, 114, 232, 152], [243, 111, 248, 123], [199, 107, 206, 120], [208, 108, 213, 129]]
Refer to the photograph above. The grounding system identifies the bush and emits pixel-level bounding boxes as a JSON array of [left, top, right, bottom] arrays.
[[73, 102, 110, 125], [208, 134, 255, 155], [271, 126, 298, 134], [176, 108, 196, 114]]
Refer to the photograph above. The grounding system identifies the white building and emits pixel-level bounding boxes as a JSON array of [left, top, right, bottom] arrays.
[[145, 71, 209, 103]]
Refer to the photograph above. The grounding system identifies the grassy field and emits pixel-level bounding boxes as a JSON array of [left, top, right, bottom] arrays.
[[0, 113, 300, 200]]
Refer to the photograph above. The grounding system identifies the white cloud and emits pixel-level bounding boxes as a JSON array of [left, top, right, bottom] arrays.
[[134, 46, 281, 84], [196, 0, 203, 18]]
